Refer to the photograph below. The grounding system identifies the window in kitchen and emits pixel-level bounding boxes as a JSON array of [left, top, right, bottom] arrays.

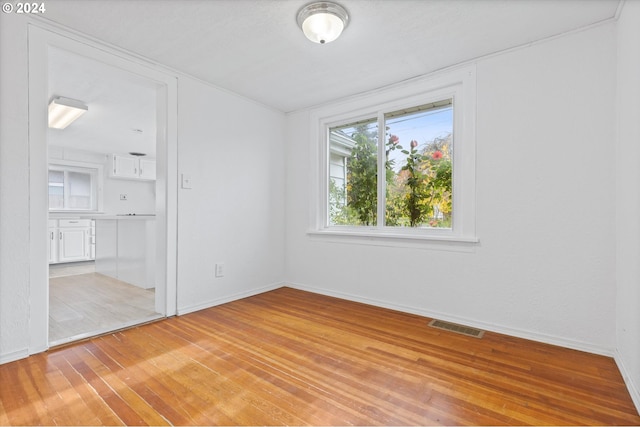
[[48, 162, 103, 212], [313, 65, 477, 243]]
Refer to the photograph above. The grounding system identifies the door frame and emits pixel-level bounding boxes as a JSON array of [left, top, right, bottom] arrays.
[[28, 23, 178, 354]]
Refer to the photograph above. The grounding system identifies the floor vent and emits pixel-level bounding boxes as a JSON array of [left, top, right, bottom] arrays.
[[428, 319, 485, 338]]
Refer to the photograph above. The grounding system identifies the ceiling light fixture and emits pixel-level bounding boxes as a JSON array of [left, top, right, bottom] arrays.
[[297, 1, 349, 44], [48, 96, 88, 129]]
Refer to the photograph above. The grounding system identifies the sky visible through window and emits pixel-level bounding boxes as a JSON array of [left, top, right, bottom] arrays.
[[387, 106, 453, 172], [333, 106, 453, 171]]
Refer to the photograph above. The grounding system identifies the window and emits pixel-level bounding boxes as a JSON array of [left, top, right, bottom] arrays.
[[329, 118, 378, 226], [329, 101, 453, 228], [48, 162, 103, 212], [312, 65, 477, 243]]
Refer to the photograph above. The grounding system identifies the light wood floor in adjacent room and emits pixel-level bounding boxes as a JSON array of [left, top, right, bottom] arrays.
[[2, 287, 639, 425], [49, 269, 159, 345]]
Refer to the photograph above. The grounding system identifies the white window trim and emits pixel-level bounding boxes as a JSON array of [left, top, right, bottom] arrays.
[[48, 159, 104, 213], [308, 64, 478, 245]]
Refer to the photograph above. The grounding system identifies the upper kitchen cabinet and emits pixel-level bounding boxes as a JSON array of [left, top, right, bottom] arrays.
[[110, 154, 156, 181], [138, 158, 156, 180], [111, 155, 138, 179]]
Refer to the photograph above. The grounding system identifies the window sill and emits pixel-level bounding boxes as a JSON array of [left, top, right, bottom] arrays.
[[307, 228, 479, 250]]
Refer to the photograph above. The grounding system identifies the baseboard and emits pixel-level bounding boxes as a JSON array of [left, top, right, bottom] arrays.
[[176, 282, 284, 316], [615, 350, 640, 415], [0, 348, 29, 365], [286, 282, 615, 357]]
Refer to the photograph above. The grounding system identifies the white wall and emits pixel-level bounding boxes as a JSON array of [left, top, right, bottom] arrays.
[[176, 76, 286, 313], [615, 0, 640, 411], [103, 178, 155, 214], [0, 13, 30, 363], [285, 23, 617, 355]]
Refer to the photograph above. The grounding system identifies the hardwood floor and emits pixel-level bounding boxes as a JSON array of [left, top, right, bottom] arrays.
[[2, 287, 639, 425], [49, 271, 159, 345]]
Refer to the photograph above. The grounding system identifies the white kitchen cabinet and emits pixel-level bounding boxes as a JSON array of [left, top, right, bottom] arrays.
[[95, 219, 118, 278], [49, 219, 94, 264], [95, 217, 156, 289], [117, 219, 156, 289], [58, 228, 89, 262], [48, 220, 57, 264], [89, 222, 96, 259], [110, 154, 156, 181], [112, 155, 139, 179], [139, 158, 156, 180]]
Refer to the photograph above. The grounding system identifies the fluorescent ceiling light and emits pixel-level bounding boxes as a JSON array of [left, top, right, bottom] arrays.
[[297, 2, 349, 44], [48, 97, 88, 129]]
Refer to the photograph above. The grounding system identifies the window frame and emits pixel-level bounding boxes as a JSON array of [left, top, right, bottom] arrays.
[[48, 159, 104, 213], [309, 65, 477, 245]]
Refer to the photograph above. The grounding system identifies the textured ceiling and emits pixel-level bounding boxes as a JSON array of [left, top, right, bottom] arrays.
[[42, 0, 620, 113]]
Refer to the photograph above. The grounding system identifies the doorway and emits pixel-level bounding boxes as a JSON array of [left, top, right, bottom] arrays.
[[46, 46, 163, 346], [28, 25, 178, 353]]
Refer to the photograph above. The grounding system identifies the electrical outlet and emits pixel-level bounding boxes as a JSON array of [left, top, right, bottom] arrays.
[[215, 263, 225, 278], [181, 174, 192, 189], [120, 194, 128, 201]]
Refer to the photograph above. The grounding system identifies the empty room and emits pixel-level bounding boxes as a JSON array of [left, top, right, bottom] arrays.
[[1, 0, 639, 425]]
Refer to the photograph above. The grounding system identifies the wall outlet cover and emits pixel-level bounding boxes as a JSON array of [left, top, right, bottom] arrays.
[[182, 174, 192, 189], [120, 194, 128, 200], [215, 263, 225, 278]]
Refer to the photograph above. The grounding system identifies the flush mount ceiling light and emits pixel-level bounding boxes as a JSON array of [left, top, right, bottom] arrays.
[[48, 96, 88, 129], [297, 1, 349, 44]]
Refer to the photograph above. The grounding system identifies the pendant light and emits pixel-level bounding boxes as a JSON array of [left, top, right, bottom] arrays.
[[297, 2, 349, 44]]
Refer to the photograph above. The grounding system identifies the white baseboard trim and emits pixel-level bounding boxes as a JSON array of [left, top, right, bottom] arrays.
[[176, 282, 284, 316], [285, 282, 615, 357], [0, 348, 29, 365], [615, 350, 640, 415]]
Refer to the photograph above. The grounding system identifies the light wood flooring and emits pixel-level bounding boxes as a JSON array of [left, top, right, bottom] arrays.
[[49, 261, 96, 278], [2, 287, 639, 425], [49, 266, 160, 345]]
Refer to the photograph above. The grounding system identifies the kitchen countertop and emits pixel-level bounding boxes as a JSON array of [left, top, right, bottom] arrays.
[[50, 213, 156, 220], [91, 215, 156, 220]]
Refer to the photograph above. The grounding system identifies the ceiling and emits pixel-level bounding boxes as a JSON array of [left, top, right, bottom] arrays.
[[48, 47, 158, 156], [43, 0, 620, 154]]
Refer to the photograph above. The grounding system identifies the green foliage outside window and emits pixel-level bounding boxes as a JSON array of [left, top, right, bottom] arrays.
[[329, 126, 452, 228], [345, 125, 378, 226]]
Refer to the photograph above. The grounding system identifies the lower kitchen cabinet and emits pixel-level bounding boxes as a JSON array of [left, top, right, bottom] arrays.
[[94, 217, 155, 289], [48, 221, 57, 264], [58, 227, 89, 262], [49, 219, 95, 264]]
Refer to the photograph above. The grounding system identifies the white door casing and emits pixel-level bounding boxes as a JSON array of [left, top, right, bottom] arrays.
[[28, 23, 178, 354]]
